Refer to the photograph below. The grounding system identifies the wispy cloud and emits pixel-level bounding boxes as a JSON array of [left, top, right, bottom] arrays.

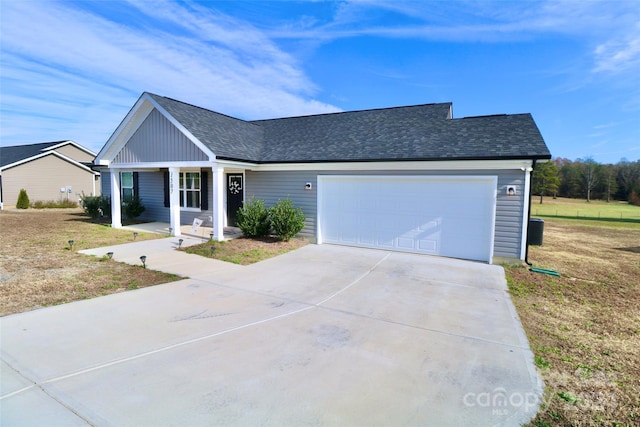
[[0, 0, 340, 151]]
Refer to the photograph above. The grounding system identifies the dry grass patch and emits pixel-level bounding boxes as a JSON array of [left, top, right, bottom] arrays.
[[184, 235, 308, 265], [0, 209, 180, 316], [506, 219, 640, 426]]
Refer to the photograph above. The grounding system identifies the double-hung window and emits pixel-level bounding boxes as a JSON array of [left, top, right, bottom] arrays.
[[179, 171, 200, 209], [121, 172, 134, 202]]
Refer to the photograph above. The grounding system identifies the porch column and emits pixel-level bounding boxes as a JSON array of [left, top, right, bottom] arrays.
[[212, 164, 225, 241], [169, 167, 181, 236], [110, 168, 122, 228]]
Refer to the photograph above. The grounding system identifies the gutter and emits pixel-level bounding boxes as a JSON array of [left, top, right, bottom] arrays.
[[524, 159, 538, 266]]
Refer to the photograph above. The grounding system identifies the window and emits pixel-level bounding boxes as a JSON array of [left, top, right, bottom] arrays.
[[179, 171, 200, 209], [121, 172, 134, 202]]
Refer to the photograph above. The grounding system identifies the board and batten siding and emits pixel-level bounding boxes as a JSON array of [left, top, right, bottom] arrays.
[[113, 109, 209, 164], [247, 169, 527, 258]]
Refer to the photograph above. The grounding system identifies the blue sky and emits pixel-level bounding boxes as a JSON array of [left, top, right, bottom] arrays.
[[1, 0, 638, 164]]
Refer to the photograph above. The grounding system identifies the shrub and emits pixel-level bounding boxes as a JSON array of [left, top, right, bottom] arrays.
[[123, 196, 145, 220], [269, 198, 305, 242], [81, 193, 102, 219], [31, 200, 78, 209], [236, 197, 271, 237], [630, 190, 640, 206], [16, 189, 29, 209]]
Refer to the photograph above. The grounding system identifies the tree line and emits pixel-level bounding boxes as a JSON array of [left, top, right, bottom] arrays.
[[532, 158, 640, 205]]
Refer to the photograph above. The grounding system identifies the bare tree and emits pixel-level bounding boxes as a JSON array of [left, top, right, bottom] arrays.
[[579, 158, 599, 202]]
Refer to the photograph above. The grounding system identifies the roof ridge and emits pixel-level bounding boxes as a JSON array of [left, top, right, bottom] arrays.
[[250, 102, 453, 123]]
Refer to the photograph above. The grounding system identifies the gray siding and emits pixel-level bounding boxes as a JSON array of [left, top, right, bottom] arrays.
[[247, 169, 527, 258], [245, 170, 318, 238], [101, 170, 213, 227], [137, 171, 168, 223], [114, 110, 209, 164]]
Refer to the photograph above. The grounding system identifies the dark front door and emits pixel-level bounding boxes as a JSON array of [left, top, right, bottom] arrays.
[[226, 174, 244, 226]]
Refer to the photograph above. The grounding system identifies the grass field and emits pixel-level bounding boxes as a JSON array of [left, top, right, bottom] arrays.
[[0, 209, 180, 316], [531, 197, 640, 222], [506, 198, 639, 426]]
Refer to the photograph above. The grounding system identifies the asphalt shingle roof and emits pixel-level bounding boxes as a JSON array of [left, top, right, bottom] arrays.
[[0, 141, 68, 168], [146, 93, 551, 163]]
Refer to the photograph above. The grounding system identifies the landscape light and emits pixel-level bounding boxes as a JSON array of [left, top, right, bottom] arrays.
[[68, 240, 74, 250], [210, 246, 216, 256], [178, 238, 184, 249], [210, 232, 214, 240], [133, 232, 138, 240], [106, 252, 114, 259], [140, 255, 147, 268], [169, 227, 173, 235]]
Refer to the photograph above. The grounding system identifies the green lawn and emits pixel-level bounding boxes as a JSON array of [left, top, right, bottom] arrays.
[[531, 197, 640, 222]]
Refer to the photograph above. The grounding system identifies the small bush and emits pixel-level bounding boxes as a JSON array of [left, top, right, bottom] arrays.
[[236, 197, 271, 237], [31, 200, 78, 209], [123, 196, 145, 220], [16, 189, 29, 209], [81, 193, 103, 219], [269, 198, 305, 242]]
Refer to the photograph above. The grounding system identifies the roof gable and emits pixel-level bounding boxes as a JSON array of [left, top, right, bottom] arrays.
[[113, 109, 209, 163], [0, 140, 98, 170]]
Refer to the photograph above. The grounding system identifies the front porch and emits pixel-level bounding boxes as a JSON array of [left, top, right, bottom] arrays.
[[120, 221, 243, 240]]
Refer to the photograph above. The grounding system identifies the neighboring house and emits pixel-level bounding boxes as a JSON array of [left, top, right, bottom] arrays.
[[0, 141, 100, 209], [95, 92, 551, 263]]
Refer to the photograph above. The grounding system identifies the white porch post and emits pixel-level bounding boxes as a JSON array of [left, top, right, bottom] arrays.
[[110, 169, 122, 228], [212, 164, 225, 241], [169, 167, 181, 236]]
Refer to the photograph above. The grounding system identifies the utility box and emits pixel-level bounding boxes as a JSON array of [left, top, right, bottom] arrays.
[[528, 218, 544, 246]]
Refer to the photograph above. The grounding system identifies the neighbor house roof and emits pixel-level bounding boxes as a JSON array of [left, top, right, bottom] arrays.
[[0, 141, 97, 171], [0, 141, 66, 168], [144, 93, 551, 163]]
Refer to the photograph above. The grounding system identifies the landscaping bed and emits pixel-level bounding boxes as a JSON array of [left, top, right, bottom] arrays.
[[183, 235, 308, 265]]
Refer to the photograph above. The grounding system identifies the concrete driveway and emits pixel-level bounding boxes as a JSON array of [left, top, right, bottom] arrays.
[[1, 243, 542, 426]]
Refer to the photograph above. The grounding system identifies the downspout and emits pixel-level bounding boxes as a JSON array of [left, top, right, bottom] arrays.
[[524, 159, 537, 266]]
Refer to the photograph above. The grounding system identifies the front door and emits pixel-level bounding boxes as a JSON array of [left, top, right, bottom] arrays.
[[226, 174, 244, 226]]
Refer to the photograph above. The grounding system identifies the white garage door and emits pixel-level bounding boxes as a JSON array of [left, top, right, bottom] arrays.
[[318, 175, 497, 262]]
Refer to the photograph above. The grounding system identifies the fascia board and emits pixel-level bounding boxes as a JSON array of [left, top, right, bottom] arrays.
[[0, 151, 99, 175], [106, 161, 214, 169], [150, 98, 216, 162], [251, 159, 534, 172], [42, 140, 97, 156], [95, 94, 154, 164]]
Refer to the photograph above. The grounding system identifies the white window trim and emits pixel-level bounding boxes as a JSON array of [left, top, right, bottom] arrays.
[[120, 171, 134, 201], [179, 170, 202, 211]]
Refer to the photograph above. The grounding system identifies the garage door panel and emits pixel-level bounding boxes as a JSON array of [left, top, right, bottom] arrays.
[[319, 176, 496, 262]]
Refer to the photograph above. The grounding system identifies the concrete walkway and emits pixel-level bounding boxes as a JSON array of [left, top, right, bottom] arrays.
[[0, 241, 543, 426]]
